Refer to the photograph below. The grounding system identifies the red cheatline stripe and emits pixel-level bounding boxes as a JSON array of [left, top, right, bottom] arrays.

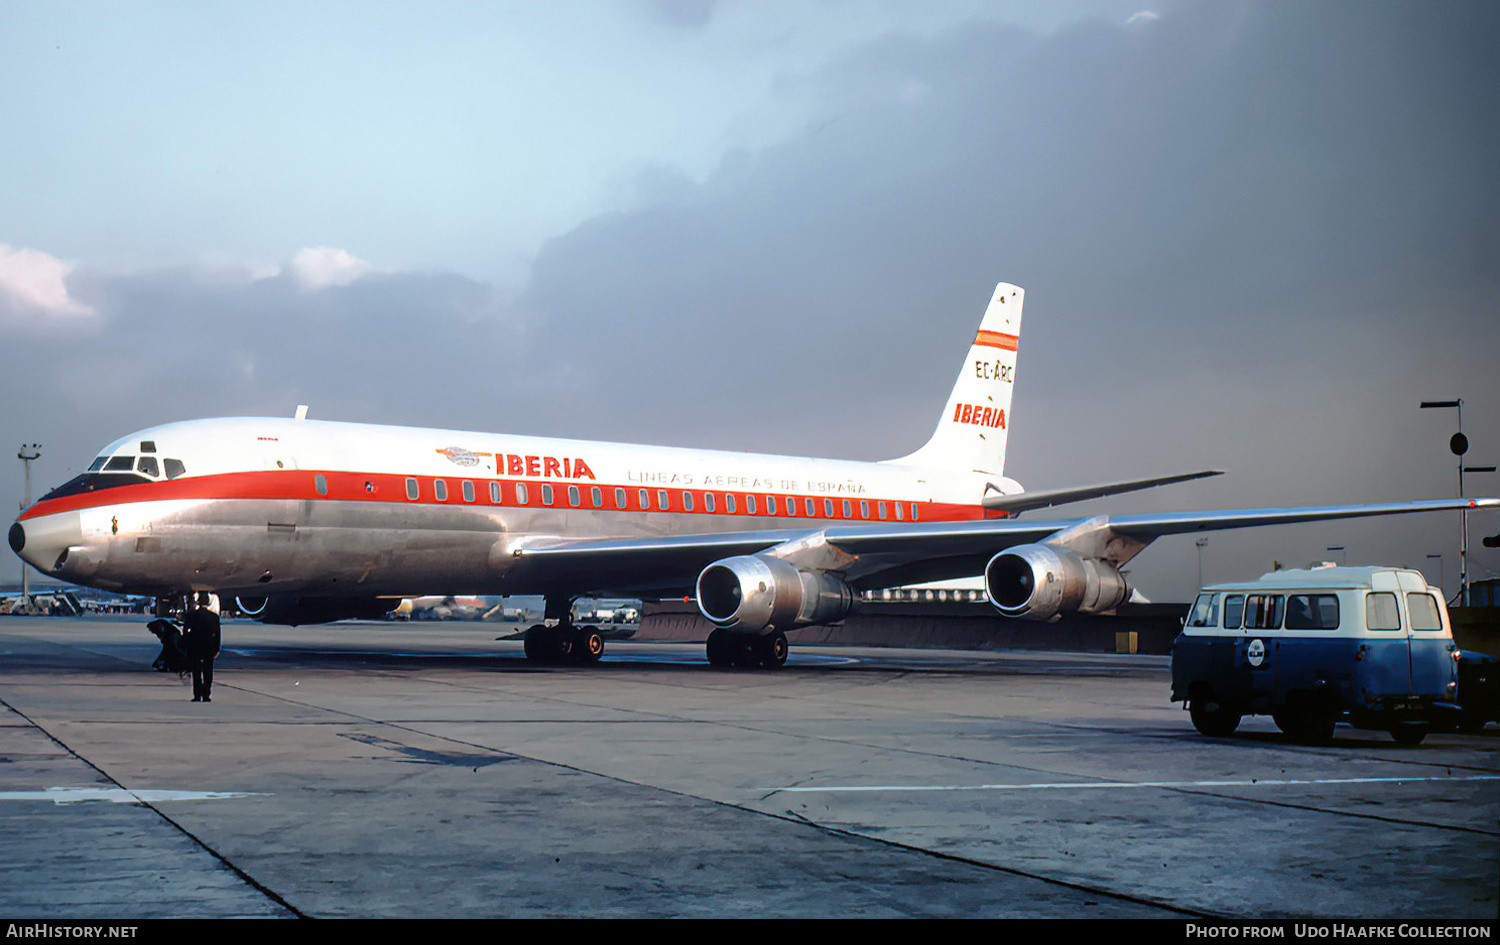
[[19, 468, 997, 523], [973, 330, 1018, 351]]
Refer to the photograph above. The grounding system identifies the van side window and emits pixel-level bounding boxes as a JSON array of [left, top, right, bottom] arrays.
[[1243, 594, 1284, 629], [1407, 593, 1442, 631], [1187, 593, 1219, 628], [1222, 594, 1244, 629], [1366, 592, 1401, 630], [1284, 594, 1339, 629]]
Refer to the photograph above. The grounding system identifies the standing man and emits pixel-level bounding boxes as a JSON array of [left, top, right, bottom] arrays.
[[183, 593, 221, 703]]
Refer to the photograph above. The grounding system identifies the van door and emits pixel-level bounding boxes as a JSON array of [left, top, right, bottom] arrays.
[[1355, 574, 1413, 704]]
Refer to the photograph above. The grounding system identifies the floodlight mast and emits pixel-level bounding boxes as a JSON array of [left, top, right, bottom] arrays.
[[17, 444, 40, 605]]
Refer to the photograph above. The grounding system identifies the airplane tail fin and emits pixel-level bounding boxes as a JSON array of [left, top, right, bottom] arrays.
[[889, 282, 1022, 475]]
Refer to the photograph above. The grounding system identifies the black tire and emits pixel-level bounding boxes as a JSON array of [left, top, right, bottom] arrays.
[[756, 631, 788, 670], [705, 629, 734, 668], [574, 626, 604, 664], [1190, 699, 1241, 737]]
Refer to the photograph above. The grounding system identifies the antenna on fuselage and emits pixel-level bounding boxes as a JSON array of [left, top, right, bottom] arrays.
[[294, 405, 309, 421]]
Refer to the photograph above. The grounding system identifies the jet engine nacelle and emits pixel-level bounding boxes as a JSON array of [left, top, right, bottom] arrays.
[[696, 555, 854, 634], [984, 544, 1129, 620], [233, 595, 401, 626]]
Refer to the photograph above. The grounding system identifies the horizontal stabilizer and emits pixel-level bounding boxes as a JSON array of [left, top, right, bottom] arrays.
[[983, 470, 1225, 515]]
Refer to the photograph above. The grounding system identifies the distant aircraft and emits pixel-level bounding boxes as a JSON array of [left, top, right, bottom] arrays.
[[9, 282, 1494, 668]]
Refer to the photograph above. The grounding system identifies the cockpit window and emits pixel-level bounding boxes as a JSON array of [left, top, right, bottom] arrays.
[[105, 456, 134, 471], [88, 456, 108, 471], [164, 458, 186, 479], [136, 456, 160, 477], [140, 441, 157, 453]]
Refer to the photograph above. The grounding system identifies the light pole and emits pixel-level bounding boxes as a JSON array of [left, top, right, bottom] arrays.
[[17, 443, 40, 604], [1420, 400, 1494, 606], [1195, 538, 1208, 588]]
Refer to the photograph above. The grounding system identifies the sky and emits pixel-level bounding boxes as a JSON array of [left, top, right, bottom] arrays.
[[2, 0, 1497, 602]]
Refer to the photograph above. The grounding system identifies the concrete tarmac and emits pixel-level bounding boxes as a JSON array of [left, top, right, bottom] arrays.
[[0, 615, 1495, 920]]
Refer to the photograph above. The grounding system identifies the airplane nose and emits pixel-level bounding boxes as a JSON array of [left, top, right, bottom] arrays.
[[10, 511, 83, 574]]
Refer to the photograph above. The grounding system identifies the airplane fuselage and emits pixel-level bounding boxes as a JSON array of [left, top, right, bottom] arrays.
[[11, 416, 1017, 602]]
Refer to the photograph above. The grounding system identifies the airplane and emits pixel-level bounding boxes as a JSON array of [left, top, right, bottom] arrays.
[[9, 282, 1495, 669]]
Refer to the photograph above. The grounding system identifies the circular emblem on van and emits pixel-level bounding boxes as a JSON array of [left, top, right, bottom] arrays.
[[1247, 638, 1266, 668], [440, 446, 479, 467]]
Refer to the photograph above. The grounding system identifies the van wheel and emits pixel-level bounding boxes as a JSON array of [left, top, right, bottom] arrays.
[[1389, 723, 1429, 746], [1190, 700, 1241, 737]]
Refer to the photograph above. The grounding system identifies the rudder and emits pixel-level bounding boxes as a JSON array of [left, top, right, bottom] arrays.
[[889, 282, 1022, 475]]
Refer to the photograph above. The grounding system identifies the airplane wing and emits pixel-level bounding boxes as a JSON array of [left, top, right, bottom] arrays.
[[506, 497, 1497, 598], [982, 470, 1224, 514]]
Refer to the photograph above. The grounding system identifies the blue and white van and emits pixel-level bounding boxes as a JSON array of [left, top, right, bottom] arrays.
[[1170, 567, 1459, 745]]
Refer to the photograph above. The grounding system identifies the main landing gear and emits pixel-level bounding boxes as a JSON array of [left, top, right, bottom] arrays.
[[522, 595, 605, 665], [705, 628, 788, 670]]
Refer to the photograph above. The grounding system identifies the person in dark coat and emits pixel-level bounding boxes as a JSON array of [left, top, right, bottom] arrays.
[[182, 593, 221, 702]]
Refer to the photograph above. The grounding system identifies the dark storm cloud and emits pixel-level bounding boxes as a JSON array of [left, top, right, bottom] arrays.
[[516, 1, 1499, 592]]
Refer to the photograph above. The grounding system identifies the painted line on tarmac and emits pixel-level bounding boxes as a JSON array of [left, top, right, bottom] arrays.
[[767, 774, 1500, 793], [0, 786, 268, 804]]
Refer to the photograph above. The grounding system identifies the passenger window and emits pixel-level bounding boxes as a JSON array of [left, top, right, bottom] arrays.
[[704, 493, 715, 513], [614, 488, 625, 508], [746, 495, 756, 515], [1285, 594, 1339, 629], [1243, 594, 1284, 629], [1407, 593, 1442, 631], [766, 496, 776, 515], [516, 483, 529, 505], [878, 501, 887, 520], [1366, 593, 1401, 631], [894, 502, 904, 520], [683, 492, 694, 512], [657, 490, 669, 510], [491, 481, 503, 504], [1222, 595, 1244, 629], [462, 480, 475, 502], [824, 499, 834, 517], [434, 480, 448, 501], [1187, 594, 1219, 628], [860, 500, 869, 519], [911, 503, 920, 521], [638, 488, 649, 510], [568, 485, 581, 507], [406, 478, 420, 500], [592, 487, 603, 508], [164, 459, 186, 479], [805, 498, 816, 517], [136, 456, 160, 477], [725, 494, 735, 514], [314, 474, 328, 496], [542, 484, 554, 506]]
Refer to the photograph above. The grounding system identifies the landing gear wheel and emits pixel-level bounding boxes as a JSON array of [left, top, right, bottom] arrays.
[[756, 631, 788, 670], [706, 629, 734, 668], [1189, 699, 1241, 737], [574, 625, 605, 664], [523, 625, 575, 664]]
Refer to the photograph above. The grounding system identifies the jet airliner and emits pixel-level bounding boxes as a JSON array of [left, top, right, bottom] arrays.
[[10, 282, 1494, 668]]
